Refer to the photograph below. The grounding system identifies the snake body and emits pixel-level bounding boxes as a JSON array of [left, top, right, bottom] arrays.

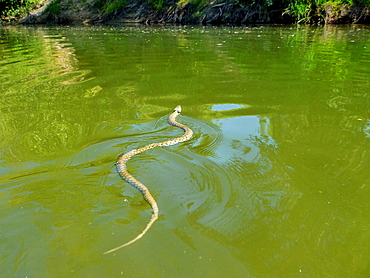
[[104, 105, 193, 254]]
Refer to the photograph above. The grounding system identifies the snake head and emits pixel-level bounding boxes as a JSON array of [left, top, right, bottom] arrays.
[[174, 105, 181, 114]]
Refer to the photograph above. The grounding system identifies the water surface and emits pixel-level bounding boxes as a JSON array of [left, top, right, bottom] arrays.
[[0, 24, 369, 277]]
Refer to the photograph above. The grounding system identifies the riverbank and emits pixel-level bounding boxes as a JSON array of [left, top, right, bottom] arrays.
[[2, 0, 370, 25]]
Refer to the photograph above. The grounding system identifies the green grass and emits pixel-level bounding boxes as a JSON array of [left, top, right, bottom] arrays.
[[284, 0, 369, 23], [0, 0, 41, 18], [94, 0, 127, 14], [45, 0, 62, 18]]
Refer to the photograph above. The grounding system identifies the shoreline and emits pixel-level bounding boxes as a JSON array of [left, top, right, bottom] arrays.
[[2, 0, 370, 26]]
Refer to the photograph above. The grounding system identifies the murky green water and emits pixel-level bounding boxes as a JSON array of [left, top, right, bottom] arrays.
[[0, 24, 369, 277]]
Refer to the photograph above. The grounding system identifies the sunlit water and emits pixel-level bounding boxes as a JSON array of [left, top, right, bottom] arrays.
[[0, 24, 369, 277]]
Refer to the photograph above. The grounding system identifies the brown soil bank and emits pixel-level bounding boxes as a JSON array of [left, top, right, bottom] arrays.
[[18, 0, 370, 25]]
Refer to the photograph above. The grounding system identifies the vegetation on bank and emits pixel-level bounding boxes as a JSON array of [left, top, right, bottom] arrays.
[[0, 0, 41, 19], [1, 0, 370, 24]]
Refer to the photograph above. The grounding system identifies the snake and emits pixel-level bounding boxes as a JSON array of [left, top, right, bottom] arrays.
[[104, 105, 193, 254]]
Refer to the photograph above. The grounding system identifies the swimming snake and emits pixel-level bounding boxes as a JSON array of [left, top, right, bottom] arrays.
[[104, 105, 193, 254]]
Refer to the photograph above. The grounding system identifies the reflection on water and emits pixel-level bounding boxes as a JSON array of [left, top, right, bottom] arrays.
[[212, 115, 276, 162], [0, 25, 369, 277]]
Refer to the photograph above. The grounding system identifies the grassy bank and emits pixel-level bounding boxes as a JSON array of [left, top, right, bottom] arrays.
[[0, 0, 42, 20], [1, 0, 370, 24]]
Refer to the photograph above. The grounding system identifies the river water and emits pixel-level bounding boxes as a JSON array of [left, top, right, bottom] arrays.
[[0, 24, 369, 277]]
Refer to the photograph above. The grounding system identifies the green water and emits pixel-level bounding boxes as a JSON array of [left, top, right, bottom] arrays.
[[0, 24, 369, 277]]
